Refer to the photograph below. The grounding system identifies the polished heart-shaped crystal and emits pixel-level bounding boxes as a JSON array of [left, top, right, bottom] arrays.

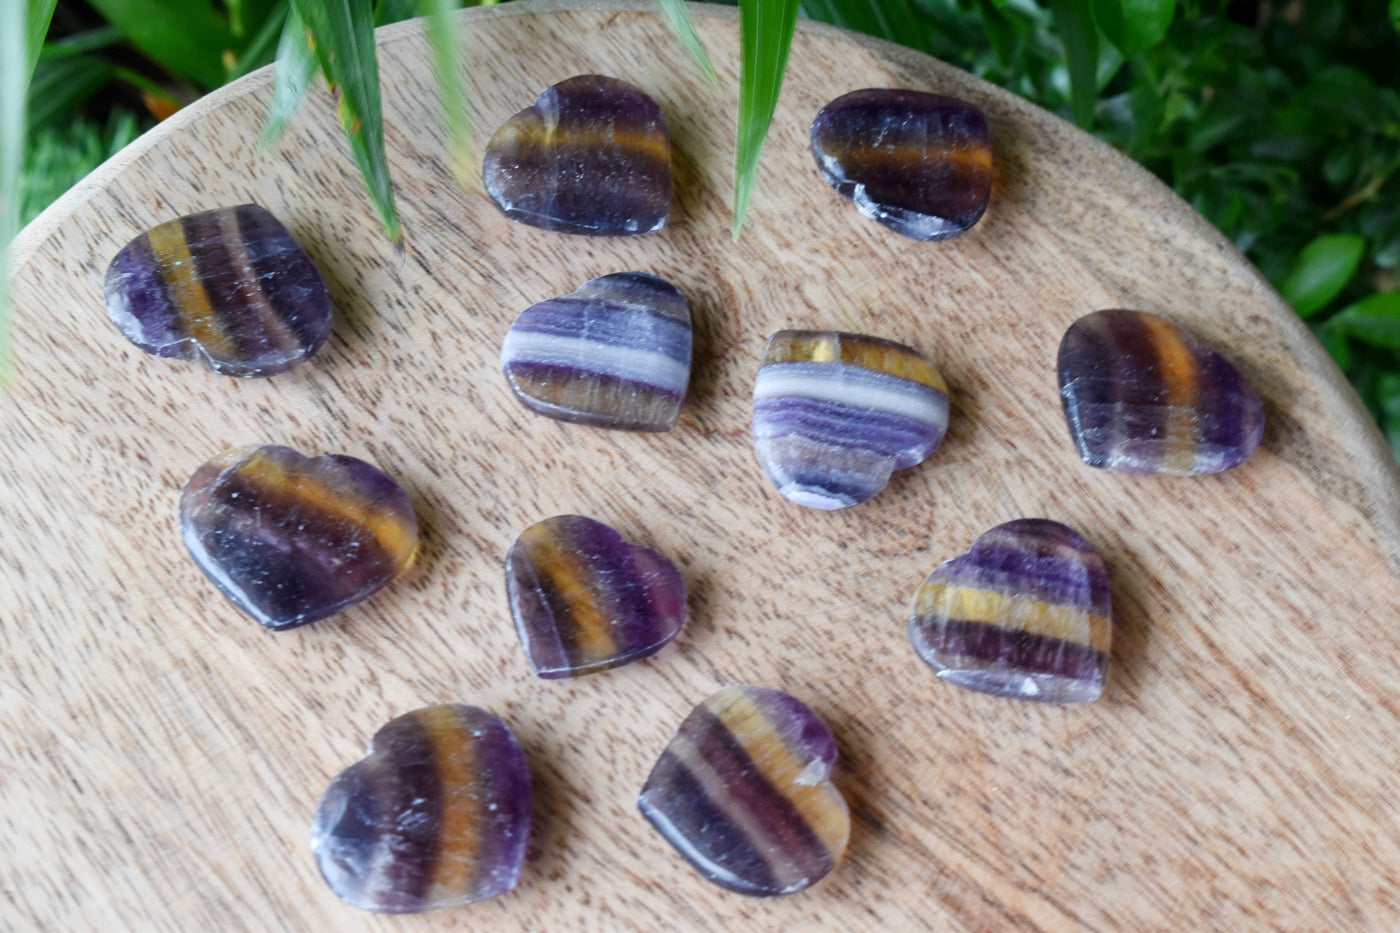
[[811, 89, 992, 240], [638, 686, 850, 897], [311, 704, 533, 913], [752, 330, 949, 509], [179, 444, 418, 630], [506, 515, 686, 678], [500, 272, 691, 431], [908, 519, 1111, 703], [104, 204, 332, 376], [483, 75, 671, 236], [1057, 309, 1265, 475]]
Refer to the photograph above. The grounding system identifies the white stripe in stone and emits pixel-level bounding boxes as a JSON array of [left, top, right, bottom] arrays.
[[501, 330, 689, 391], [754, 366, 947, 429]]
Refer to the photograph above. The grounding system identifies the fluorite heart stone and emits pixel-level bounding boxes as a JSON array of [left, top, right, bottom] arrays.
[[483, 75, 671, 236], [103, 204, 332, 377], [752, 330, 949, 509], [908, 519, 1111, 703], [637, 685, 850, 897], [1057, 310, 1265, 475], [179, 445, 418, 630], [500, 272, 692, 431], [311, 704, 533, 913], [810, 89, 992, 240], [505, 515, 686, 678]]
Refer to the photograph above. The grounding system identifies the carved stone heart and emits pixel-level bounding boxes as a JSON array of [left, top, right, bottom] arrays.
[[1058, 309, 1265, 475], [908, 519, 1111, 703], [179, 444, 418, 630], [483, 74, 671, 236], [311, 704, 533, 913], [506, 514, 686, 678], [637, 685, 850, 896], [501, 272, 692, 431]]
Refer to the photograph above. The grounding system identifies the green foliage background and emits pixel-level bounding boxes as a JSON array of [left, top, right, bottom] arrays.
[[12, 0, 1400, 456]]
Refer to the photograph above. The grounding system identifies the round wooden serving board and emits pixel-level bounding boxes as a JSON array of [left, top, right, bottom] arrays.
[[5, 2, 1400, 929]]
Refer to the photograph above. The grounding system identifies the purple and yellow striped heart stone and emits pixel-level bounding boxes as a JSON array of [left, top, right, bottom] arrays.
[[638, 685, 850, 897], [810, 89, 992, 241], [1058, 309, 1265, 475], [483, 75, 671, 236], [506, 515, 686, 678], [908, 519, 1111, 703], [103, 204, 332, 377], [500, 272, 692, 432], [179, 445, 418, 630], [311, 704, 533, 913], [753, 330, 950, 509]]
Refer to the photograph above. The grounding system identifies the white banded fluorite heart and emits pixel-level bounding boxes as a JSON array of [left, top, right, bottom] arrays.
[[752, 330, 949, 509], [501, 272, 692, 432]]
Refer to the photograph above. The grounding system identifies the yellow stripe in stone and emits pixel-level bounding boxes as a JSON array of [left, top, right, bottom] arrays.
[[520, 526, 617, 662], [912, 581, 1111, 653], [1139, 313, 1201, 474], [709, 688, 851, 862], [763, 332, 947, 393], [233, 450, 417, 567], [507, 122, 670, 164], [420, 706, 482, 903], [834, 141, 993, 179], [144, 218, 235, 359]]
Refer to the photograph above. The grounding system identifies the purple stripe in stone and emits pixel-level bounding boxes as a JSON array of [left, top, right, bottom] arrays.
[[916, 619, 1107, 685], [312, 715, 443, 913], [234, 204, 333, 354], [680, 706, 830, 886], [456, 706, 533, 901], [638, 750, 781, 896], [749, 687, 838, 779], [508, 302, 692, 364], [1189, 333, 1265, 471], [941, 523, 1111, 615], [572, 271, 689, 321], [366, 715, 442, 912], [753, 396, 943, 468], [309, 752, 386, 908], [104, 234, 188, 357]]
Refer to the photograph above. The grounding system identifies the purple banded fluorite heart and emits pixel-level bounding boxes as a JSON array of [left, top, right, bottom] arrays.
[[104, 204, 332, 377], [311, 704, 533, 913], [1057, 310, 1265, 475], [505, 515, 686, 678], [638, 686, 850, 897], [811, 89, 992, 240], [752, 330, 949, 509], [483, 75, 671, 236], [908, 519, 1111, 703], [179, 445, 418, 630], [501, 272, 692, 432]]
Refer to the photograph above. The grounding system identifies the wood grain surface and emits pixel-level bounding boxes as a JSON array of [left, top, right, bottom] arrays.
[[5, 2, 1400, 929]]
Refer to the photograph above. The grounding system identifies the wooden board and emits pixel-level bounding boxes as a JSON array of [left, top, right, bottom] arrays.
[[5, 1, 1400, 928]]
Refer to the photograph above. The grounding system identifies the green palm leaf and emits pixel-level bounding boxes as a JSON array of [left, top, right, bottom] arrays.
[[291, 0, 402, 243], [262, 5, 318, 147], [734, 0, 800, 238], [421, 0, 472, 186], [656, 0, 718, 83]]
